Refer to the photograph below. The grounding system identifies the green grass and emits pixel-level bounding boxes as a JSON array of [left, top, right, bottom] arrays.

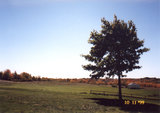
[[0, 80, 159, 113]]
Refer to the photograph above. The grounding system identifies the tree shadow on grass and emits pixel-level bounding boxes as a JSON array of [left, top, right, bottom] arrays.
[[87, 98, 160, 113]]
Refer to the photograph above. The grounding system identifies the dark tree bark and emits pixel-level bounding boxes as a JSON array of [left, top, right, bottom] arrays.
[[118, 74, 122, 105]]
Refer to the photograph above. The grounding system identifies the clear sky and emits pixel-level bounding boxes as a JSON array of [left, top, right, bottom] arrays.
[[0, 0, 159, 78]]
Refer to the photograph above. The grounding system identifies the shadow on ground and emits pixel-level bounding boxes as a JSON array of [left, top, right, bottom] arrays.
[[87, 98, 160, 113]]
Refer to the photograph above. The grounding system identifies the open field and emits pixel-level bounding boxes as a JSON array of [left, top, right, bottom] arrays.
[[0, 80, 160, 113]]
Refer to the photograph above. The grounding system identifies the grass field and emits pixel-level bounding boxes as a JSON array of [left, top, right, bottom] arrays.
[[0, 80, 160, 113]]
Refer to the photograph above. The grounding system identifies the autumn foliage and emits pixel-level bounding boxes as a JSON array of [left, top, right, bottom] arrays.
[[54, 77, 160, 88], [0, 69, 50, 82], [0, 69, 159, 88]]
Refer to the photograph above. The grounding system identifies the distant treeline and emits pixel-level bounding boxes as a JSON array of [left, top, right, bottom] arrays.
[[0, 69, 160, 88], [0, 69, 50, 81], [54, 77, 160, 88]]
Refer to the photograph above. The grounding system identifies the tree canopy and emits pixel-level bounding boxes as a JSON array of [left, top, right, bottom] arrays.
[[82, 15, 149, 103], [82, 15, 149, 79]]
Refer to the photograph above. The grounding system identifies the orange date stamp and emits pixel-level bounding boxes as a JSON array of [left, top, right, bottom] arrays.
[[124, 100, 145, 105]]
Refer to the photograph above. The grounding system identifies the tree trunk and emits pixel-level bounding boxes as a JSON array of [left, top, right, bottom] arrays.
[[118, 74, 122, 106]]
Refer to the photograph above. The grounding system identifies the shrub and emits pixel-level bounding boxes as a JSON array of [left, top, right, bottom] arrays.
[[3, 69, 12, 80], [0, 72, 3, 79]]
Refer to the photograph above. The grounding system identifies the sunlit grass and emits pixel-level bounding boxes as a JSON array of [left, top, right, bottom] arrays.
[[0, 80, 159, 113]]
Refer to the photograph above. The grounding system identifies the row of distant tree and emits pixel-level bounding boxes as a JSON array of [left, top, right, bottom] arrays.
[[0, 69, 159, 88], [0, 69, 50, 81], [55, 78, 160, 88]]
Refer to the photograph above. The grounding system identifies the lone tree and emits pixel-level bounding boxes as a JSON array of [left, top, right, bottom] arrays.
[[82, 15, 149, 104]]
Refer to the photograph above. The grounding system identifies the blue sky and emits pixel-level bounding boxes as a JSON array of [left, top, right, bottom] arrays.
[[0, 0, 159, 78]]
